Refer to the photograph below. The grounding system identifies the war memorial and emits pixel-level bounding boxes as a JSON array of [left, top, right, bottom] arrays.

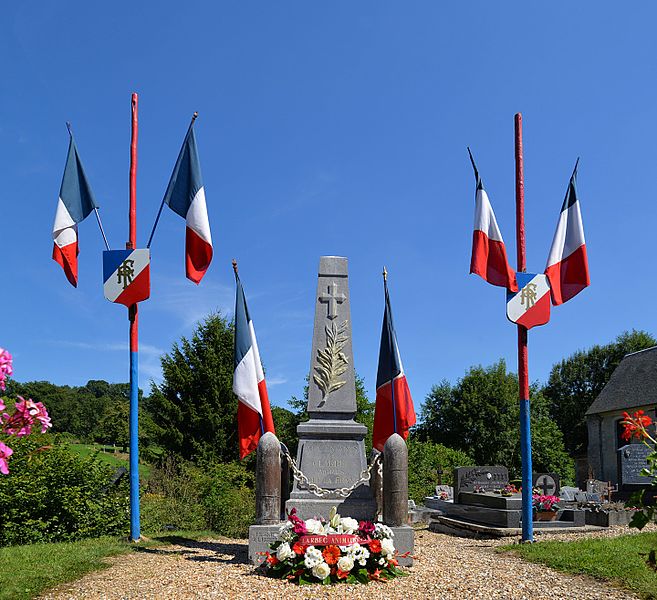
[[3, 6, 657, 597]]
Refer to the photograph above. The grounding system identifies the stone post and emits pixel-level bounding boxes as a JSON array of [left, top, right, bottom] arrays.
[[383, 433, 408, 526], [369, 449, 383, 521], [280, 451, 291, 521], [255, 432, 281, 525]]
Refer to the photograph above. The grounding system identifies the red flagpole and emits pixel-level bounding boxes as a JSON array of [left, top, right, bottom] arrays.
[[128, 93, 140, 541], [515, 113, 533, 542]]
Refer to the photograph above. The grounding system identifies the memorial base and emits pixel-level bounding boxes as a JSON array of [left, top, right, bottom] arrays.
[[389, 525, 414, 566], [248, 523, 283, 565]]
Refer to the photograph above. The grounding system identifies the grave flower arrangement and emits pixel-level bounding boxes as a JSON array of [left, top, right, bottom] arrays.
[[496, 484, 518, 497], [532, 494, 560, 512], [262, 507, 408, 585]]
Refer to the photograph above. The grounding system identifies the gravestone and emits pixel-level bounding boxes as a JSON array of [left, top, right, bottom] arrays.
[[586, 479, 608, 495], [435, 485, 454, 500], [619, 444, 654, 486], [559, 486, 579, 502], [574, 491, 588, 503], [454, 466, 509, 497], [533, 473, 560, 496], [285, 257, 376, 521]]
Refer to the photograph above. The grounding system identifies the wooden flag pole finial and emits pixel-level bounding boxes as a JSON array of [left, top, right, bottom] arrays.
[[232, 259, 238, 274], [192, 111, 199, 123]]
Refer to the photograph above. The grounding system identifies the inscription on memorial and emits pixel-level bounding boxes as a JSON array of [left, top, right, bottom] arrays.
[[619, 444, 654, 486], [454, 466, 509, 494], [300, 442, 360, 488]]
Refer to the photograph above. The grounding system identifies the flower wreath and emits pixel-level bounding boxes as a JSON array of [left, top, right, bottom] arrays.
[[261, 507, 409, 585]]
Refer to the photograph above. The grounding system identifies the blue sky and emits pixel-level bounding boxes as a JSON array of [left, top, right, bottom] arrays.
[[2, 2, 655, 414]]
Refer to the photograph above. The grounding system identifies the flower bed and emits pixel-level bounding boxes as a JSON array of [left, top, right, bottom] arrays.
[[261, 507, 409, 585]]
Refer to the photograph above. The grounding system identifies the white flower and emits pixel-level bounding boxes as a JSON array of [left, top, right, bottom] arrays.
[[278, 522, 294, 542], [276, 542, 295, 562], [311, 561, 331, 580], [304, 546, 323, 569], [305, 519, 325, 535], [381, 538, 395, 557], [374, 523, 394, 539], [346, 543, 369, 566], [378, 557, 386, 565], [339, 517, 359, 534], [337, 555, 355, 572]]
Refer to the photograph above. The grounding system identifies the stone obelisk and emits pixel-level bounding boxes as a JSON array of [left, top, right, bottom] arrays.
[[286, 256, 376, 521]]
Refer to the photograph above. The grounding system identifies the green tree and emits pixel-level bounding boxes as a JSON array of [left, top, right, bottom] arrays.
[[148, 313, 237, 462], [406, 438, 472, 503], [544, 329, 656, 455], [418, 360, 574, 483]]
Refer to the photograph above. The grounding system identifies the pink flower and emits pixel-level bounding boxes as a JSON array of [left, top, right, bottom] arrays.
[[32, 401, 52, 432], [0, 441, 13, 475], [0, 399, 5, 412], [2, 396, 34, 437], [0, 348, 12, 392], [359, 520, 375, 535]]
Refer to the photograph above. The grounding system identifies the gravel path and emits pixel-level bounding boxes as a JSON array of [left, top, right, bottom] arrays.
[[41, 527, 643, 600]]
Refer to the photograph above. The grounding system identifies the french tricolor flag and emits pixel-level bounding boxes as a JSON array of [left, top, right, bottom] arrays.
[[232, 267, 275, 459], [162, 120, 213, 284], [52, 133, 98, 287], [545, 161, 590, 305], [372, 275, 416, 452], [468, 149, 518, 292]]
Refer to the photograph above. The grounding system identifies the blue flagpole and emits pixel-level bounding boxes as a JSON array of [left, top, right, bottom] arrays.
[[128, 93, 141, 542], [515, 113, 533, 543]]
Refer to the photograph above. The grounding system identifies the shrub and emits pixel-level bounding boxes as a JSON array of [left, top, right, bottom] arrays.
[[0, 435, 129, 546], [407, 438, 473, 503], [142, 456, 255, 538], [201, 462, 255, 538], [141, 457, 206, 532]]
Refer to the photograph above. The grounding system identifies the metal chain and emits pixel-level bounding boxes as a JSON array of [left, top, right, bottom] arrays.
[[281, 446, 382, 499]]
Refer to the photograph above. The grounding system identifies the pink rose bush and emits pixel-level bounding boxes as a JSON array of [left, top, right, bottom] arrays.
[[0, 348, 52, 474]]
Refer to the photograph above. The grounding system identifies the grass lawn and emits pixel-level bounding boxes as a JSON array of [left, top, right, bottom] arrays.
[[68, 443, 151, 479], [501, 532, 657, 599], [0, 531, 212, 600]]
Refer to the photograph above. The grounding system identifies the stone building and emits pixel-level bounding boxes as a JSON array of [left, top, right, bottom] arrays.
[[585, 346, 657, 485]]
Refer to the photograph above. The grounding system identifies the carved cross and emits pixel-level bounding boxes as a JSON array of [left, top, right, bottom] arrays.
[[537, 475, 556, 496], [319, 281, 346, 320]]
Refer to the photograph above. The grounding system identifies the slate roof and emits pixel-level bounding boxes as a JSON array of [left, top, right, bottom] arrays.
[[586, 346, 657, 416]]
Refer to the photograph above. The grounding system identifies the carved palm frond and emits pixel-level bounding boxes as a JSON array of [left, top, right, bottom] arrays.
[[313, 320, 349, 400]]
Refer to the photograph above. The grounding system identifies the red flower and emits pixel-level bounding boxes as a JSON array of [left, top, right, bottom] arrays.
[[369, 568, 383, 580], [336, 569, 349, 580], [622, 410, 653, 442], [322, 545, 341, 565], [359, 520, 375, 535], [292, 542, 306, 555], [388, 558, 399, 566], [369, 539, 382, 553], [266, 554, 279, 565]]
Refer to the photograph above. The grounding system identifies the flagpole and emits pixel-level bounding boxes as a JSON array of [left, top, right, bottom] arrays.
[[232, 258, 265, 437], [383, 267, 397, 434], [146, 112, 198, 249], [128, 92, 141, 542], [66, 122, 111, 251], [515, 112, 534, 543]]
